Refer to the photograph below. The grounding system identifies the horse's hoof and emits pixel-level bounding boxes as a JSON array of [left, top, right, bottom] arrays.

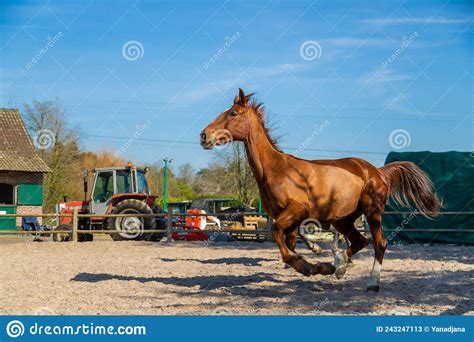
[[327, 263, 336, 274], [335, 265, 347, 279], [313, 262, 335, 275], [333, 251, 348, 274], [366, 285, 380, 293], [300, 261, 312, 277]]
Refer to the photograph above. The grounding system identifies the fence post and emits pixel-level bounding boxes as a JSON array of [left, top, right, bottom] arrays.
[[72, 207, 79, 242], [166, 213, 173, 242]]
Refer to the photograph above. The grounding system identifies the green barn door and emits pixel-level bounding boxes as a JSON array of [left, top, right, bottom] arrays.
[[17, 184, 43, 205], [0, 206, 16, 230]]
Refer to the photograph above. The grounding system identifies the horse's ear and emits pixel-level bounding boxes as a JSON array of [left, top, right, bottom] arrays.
[[245, 92, 255, 101], [238, 88, 247, 104], [234, 95, 240, 104]]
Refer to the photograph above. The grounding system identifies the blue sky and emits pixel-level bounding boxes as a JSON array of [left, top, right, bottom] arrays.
[[0, 0, 472, 171]]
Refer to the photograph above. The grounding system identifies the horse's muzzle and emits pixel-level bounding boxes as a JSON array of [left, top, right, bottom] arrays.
[[200, 130, 213, 149]]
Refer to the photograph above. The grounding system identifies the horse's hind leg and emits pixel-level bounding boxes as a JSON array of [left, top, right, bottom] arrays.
[[359, 181, 389, 292], [365, 211, 387, 292]]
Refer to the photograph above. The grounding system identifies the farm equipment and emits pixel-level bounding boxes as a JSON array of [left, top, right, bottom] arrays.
[[53, 163, 164, 242], [191, 198, 267, 239], [167, 200, 191, 228], [171, 198, 267, 241]]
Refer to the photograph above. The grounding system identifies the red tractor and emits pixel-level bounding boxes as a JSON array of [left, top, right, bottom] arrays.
[[53, 163, 164, 242]]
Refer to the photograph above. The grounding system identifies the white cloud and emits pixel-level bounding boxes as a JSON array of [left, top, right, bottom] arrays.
[[186, 63, 307, 102], [186, 78, 242, 102], [0, 25, 55, 29], [249, 63, 308, 77], [385, 92, 415, 114], [321, 37, 394, 47], [359, 69, 412, 85], [359, 17, 473, 26]]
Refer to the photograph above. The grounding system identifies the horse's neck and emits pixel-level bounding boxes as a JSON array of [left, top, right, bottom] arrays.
[[243, 126, 282, 186]]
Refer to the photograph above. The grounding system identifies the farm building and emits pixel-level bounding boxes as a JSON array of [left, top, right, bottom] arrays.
[[0, 108, 51, 229]]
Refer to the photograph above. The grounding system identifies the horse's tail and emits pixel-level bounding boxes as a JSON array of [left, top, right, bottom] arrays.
[[379, 161, 442, 218]]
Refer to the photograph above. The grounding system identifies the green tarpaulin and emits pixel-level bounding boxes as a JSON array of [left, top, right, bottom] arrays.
[[382, 151, 474, 245]]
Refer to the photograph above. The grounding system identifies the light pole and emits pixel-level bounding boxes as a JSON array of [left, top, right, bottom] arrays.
[[163, 158, 172, 212]]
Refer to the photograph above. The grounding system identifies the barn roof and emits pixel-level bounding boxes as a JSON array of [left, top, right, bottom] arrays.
[[0, 108, 51, 173]]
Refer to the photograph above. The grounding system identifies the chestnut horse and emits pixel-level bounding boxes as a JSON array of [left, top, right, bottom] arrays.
[[200, 89, 441, 292]]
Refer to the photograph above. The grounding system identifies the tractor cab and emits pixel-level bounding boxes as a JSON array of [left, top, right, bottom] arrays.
[[90, 164, 151, 215], [55, 163, 162, 242]]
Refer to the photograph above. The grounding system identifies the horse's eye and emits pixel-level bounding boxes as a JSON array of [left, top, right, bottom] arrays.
[[229, 111, 237, 117]]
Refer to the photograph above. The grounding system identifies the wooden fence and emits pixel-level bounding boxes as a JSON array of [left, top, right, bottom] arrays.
[[0, 211, 472, 241], [0, 210, 273, 242]]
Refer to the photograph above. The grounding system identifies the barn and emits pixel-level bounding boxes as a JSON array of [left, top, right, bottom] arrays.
[[0, 108, 51, 229]]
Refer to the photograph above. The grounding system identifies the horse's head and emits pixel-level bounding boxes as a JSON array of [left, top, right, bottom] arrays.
[[200, 88, 257, 149]]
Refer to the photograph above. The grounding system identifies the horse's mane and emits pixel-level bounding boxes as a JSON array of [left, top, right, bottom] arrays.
[[248, 97, 281, 152]]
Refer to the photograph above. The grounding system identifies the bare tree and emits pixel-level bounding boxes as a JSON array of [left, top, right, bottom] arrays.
[[177, 163, 195, 184], [23, 99, 81, 211], [192, 163, 229, 196]]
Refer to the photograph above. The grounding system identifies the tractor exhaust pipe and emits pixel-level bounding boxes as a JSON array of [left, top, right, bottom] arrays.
[[83, 169, 88, 201]]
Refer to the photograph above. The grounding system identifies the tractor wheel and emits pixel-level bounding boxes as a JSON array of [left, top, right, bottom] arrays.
[[52, 224, 72, 242], [108, 199, 156, 241], [78, 233, 94, 242]]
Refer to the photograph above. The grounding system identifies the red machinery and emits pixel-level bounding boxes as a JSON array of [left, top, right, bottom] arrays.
[[171, 209, 209, 241], [54, 164, 164, 242], [171, 199, 242, 241]]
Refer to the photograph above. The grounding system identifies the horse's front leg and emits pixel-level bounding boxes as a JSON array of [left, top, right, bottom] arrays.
[[328, 226, 349, 278], [273, 202, 335, 276], [284, 228, 298, 252]]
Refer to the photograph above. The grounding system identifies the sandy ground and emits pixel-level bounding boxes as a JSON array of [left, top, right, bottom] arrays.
[[0, 236, 472, 315]]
